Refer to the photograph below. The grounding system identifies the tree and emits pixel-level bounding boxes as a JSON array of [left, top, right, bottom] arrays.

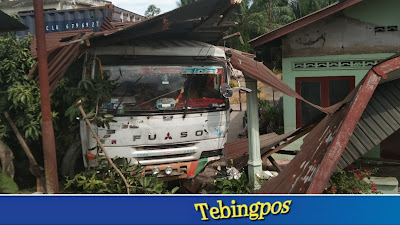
[[0, 32, 47, 189], [224, 0, 295, 52], [290, 0, 336, 19], [221, 0, 337, 53], [176, 0, 197, 7], [0, 33, 41, 142], [145, 4, 161, 17]]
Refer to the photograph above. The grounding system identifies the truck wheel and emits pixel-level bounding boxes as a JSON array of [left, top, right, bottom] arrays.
[[61, 141, 84, 179]]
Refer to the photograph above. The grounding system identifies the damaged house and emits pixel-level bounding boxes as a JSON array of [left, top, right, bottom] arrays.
[[249, 0, 400, 193]]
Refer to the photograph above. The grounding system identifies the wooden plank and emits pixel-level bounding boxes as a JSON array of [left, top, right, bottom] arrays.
[[261, 128, 311, 160], [352, 124, 375, 151], [364, 105, 394, 135], [341, 148, 354, 165], [357, 119, 381, 145], [374, 89, 400, 125], [369, 95, 400, 131], [349, 134, 369, 155], [346, 140, 362, 160], [338, 157, 347, 169], [268, 156, 282, 172], [362, 108, 391, 139], [379, 85, 400, 114]]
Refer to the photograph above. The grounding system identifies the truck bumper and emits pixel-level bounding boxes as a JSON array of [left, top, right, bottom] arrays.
[[143, 156, 220, 179]]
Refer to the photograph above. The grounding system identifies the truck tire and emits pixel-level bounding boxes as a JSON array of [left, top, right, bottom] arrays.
[[61, 141, 84, 179]]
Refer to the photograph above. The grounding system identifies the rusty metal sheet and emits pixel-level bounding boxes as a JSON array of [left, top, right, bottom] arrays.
[[258, 55, 400, 194], [229, 48, 331, 114], [249, 0, 363, 48], [258, 103, 352, 193], [88, 0, 240, 46], [29, 32, 85, 91], [29, 29, 93, 59], [100, 16, 115, 31], [28, 0, 241, 90]]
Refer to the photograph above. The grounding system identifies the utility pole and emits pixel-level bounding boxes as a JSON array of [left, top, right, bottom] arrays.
[[33, 0, 59, 193], [245, 76, 262, 190]]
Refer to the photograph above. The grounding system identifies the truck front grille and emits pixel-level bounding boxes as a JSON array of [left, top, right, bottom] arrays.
[[136, 143, 195, 150], [136, 153, 193, 161]]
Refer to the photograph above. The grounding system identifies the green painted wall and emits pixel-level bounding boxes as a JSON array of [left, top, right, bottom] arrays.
[[282, 53, 395, 152], [344, 0, 400, 27]]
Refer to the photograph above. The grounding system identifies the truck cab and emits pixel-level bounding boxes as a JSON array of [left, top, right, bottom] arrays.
[[80, 40, 231, 179]]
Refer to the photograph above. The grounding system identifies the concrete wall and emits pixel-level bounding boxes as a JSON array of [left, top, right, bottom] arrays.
[[282, 0, 400, 58], [282, 53, 395, 133], [344, 0, 400, 27], [281, 53, 395, 153], [280, 0, 400, 155]]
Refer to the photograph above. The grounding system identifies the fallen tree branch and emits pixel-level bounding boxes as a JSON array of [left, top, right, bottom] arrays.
[[76, 100, 131, 194], [4, 111, 46, 192]]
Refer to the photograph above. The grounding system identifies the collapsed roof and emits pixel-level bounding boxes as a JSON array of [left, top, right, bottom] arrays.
[[257, 54, 400, 193], [28, 0, 243, 90]]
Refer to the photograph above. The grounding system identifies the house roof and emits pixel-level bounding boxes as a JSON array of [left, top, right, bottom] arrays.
[[248, 0, 363, 48], [0, 10, 28, 32], [257, 54, 400, 194]]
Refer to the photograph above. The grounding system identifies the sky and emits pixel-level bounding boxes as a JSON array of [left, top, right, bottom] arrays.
[[110, 0, 178, 16]]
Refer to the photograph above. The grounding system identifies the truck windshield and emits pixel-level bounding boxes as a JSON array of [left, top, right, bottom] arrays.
[[101, 65, 228, 114]]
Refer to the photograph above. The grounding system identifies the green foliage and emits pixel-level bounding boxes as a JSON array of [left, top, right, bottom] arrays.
[[0, 33, 54, 141], [324, 166, 380, 194], [258, 99, 283, 134], [0, 171, 18, 193], [290, 0, 336, 19], [223, 0, 335, 53], [215, 173, 251, 194], [61, 71, 118, 128], [145, 4, 161, 17], [64, 157, 178, 194]]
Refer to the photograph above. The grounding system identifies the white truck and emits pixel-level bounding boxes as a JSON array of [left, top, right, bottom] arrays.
[[77, 40, 233, 179]]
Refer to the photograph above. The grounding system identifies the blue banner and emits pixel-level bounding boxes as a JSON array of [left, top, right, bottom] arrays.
[[0, 195, 398, 224]]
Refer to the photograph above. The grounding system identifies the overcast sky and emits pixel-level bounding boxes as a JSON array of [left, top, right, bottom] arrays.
[[110, 0, 178, 16]]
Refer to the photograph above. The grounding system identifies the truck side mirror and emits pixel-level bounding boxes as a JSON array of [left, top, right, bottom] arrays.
[[233, 87, 252, 93], [220, 83, 233, 98]]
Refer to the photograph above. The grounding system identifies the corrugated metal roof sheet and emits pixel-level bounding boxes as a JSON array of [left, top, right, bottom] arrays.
[[228, 48, 331, 114], [257, 54, 400, 194], [339, 78, 400, 168], [30, 29, 93, 59], [89, 0, 241, 45], [28, 0, 243, 90], [248, 0, 363, 48]]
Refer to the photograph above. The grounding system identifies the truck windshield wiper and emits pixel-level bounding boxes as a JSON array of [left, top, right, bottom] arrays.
[[209, 103, 226, 108], [113, 69, 143, 115]]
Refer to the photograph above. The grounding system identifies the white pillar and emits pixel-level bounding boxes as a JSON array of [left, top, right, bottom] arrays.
[[245, 76, 262, 190]]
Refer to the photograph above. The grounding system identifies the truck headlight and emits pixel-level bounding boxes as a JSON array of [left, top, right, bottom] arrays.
[[165, 166, 173, 175], [152, 167, 160, 175]]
